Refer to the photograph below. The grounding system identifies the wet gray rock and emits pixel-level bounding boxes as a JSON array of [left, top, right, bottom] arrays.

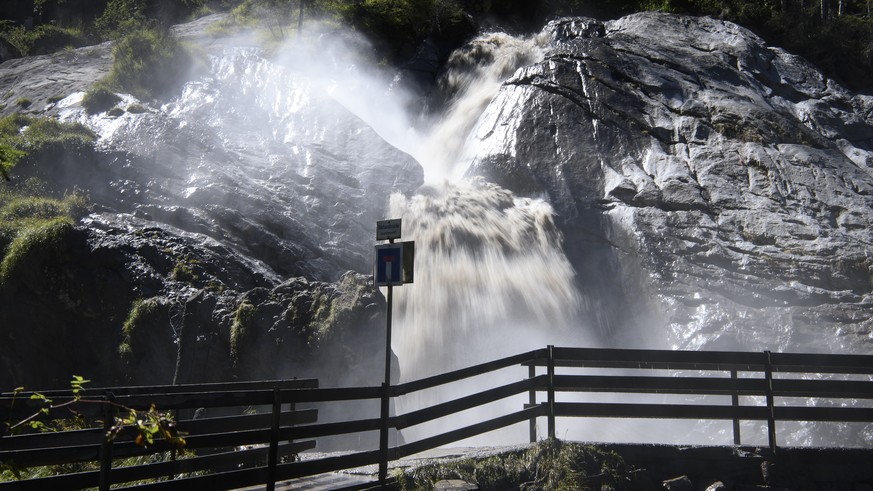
[[0, 14, 418, 389], [0, 42, 113, 116], [465, 12, 873, 354]]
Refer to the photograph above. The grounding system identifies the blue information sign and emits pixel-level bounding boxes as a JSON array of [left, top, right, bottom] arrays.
[[375, 243, 404, 286]]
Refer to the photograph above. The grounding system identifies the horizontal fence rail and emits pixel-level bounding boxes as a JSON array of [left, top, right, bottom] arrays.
[[2, 347, 872, 489]]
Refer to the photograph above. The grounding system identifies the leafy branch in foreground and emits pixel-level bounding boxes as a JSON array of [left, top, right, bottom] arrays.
[[3, 376, 186, 452]]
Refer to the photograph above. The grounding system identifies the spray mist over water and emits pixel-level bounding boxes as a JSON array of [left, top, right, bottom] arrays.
[[414, 32, 547, 182], [390, 179, 585, 381], [377, 31, 586, 384], [374, 32, 593, 445]]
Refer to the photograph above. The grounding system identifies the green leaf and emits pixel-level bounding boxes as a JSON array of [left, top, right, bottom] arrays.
[[29, 393, 51, 404]]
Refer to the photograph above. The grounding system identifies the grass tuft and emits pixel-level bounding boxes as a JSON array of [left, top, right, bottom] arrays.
[[230, 299, 257, 367], [82, 85, 121, 115], [398, 439, 633, 491]]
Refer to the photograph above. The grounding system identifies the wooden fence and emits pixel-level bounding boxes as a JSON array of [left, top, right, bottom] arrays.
[[2, 346, 872, 489]]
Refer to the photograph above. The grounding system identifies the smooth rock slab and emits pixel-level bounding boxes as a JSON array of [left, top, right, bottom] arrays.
[[434, 480, 479, 491]]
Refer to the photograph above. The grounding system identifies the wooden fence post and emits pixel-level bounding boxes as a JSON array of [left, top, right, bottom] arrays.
[[763, 351, 777, 454], [267, 387, 281, 491], [379, 382, 389, 486], [731, 369, 741, 445], [99, 391, 114, 491], [529, 364, 537, 443], [547, 345, 555, 440]]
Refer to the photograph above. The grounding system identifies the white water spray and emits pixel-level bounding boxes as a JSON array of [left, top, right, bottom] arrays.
[[379, 32, 593, 445], [382, 31, 587, 384], [414, 32, 547, 182], [390, 178, 584, 381]]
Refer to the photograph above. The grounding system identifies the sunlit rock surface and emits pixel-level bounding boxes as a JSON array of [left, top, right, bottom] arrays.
[[0, 15, 419, 388], [465, 13, 873, 353]]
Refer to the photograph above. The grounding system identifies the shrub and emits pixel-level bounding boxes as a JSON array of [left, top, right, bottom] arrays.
[[0, 217, 74, 287], [0, 187, 89, 261], [94, 0, 149, 39], [119, 297, 163, 358], [0, 114, 96, 177], [398, 439, 633, 490], [230, 300, 257, 367], [105, 27, 196, 100], [0, 23, 90, 57], [15, 98, 31, 109], [82, 85, 121, 114]]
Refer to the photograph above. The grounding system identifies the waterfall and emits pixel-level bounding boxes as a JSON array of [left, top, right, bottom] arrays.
[[390, 179, 585, 381], [414, 32, 548, 182], [384, 31, 587, 384]]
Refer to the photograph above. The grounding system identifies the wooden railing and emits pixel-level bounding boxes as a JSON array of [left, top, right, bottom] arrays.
[[2, 346, 872, 489], [0, 379, 318, 490]]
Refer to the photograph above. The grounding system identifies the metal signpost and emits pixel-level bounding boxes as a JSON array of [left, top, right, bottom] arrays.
[[374, 219, 413, 485]]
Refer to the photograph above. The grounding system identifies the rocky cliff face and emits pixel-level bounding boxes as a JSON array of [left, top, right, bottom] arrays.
[[465, 13, 873, 353], [0, 15, 419, 389], [3, 11, 873, 393]]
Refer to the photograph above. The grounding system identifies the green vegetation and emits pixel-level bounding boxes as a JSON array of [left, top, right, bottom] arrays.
[[336, 0, 473, 61], [93, 0, 150, 39], [171, 256, 201, 284], [230, 299, 257, 367], [0, 113, 96, 179], [81, 84, 121, 114], [103, 26, 198, 101], [0, 186, 89, 266], [119, 297, 163, 359], [2, 376, 187, 483], [0, 21, 91, 58], [0, 114, 93, 287], [0, 217, 74, 288], [4, 0, 873, 91], [397, 439, 633, 490]]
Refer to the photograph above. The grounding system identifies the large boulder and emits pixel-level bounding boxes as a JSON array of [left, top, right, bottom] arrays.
[[465, 13, 873, 353]]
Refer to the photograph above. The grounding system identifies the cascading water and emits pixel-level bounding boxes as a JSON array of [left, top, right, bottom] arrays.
[[43, 14, 869, 448], [390, 178, 584, 381], [386, 31, 591, 383], [369, 32, 601, 445]]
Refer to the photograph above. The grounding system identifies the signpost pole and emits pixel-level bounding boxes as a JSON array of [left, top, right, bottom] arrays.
[[378, 280, 392, 485], [378, 259, 393, 485], [384, 237, 394, 389], [375, 219, 412, 487]]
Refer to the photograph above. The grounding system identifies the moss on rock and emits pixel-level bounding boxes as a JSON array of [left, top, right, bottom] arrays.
[[0, 217, 75, 290], [120, 297, 162, 357], [398, 439, 633, 491], [230, 299, 256, 368], [82, 85, 121, 115]]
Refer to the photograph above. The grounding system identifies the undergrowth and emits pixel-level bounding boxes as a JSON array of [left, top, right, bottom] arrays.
[[0, 181, 89, 291], [397, 439, 633, 491], [119, 297, 164, 359], [0, 21, 91, 57], [102, 27, 201, 101], [230, 299, 257, 367], [0, 113, 96, 179]]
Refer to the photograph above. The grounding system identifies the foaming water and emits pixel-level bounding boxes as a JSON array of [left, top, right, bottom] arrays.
[[390, 178, 584, 381], [416, 32, 546, 182]]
